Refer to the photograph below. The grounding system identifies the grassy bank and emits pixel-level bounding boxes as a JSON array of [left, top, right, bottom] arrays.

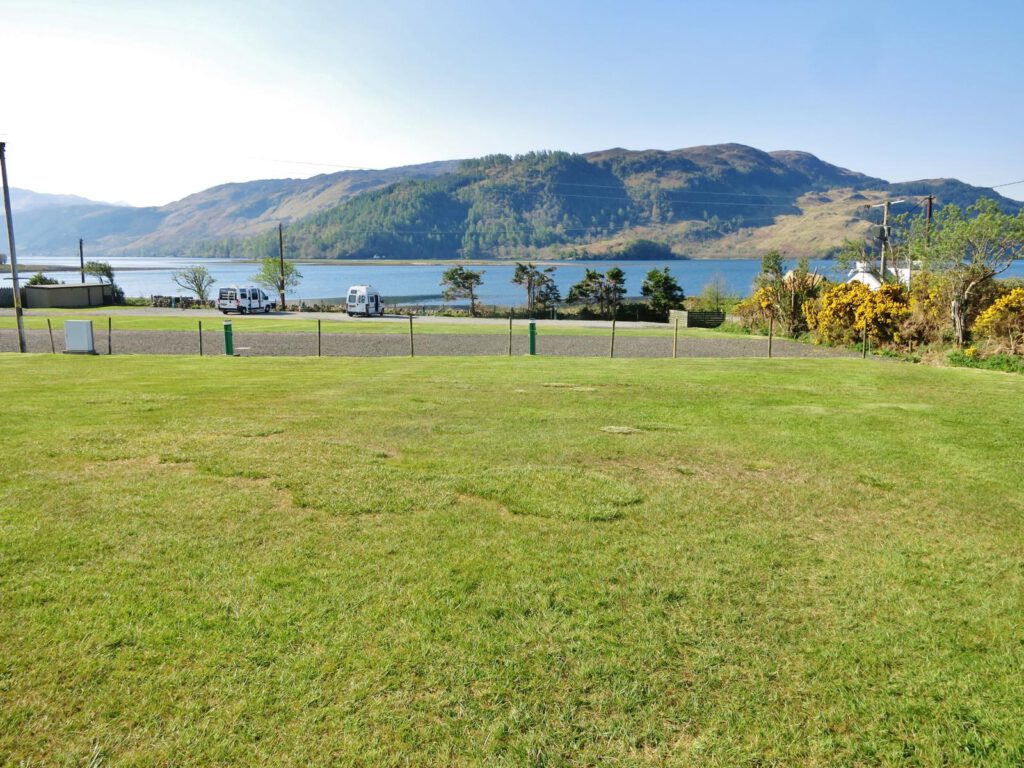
[[0, 313, 745, 338], [1, 355, 1022, 765]]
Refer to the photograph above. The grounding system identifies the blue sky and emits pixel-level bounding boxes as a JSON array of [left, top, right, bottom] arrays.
[[4, 0, 1023, 205]]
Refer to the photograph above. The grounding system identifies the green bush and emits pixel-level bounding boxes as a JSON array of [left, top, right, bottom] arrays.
[[712, 321, 752, 336], [947, 351, 1024, 374], [27, 272, 60, 286]]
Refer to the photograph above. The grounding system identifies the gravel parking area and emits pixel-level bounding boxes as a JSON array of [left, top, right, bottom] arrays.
[[2, 328, 856, 358]]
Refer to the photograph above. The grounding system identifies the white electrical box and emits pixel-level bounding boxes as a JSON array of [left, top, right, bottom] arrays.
[[64, 320, 97, 354]]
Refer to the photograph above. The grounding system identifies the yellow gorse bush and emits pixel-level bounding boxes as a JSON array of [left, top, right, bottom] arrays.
[[973, 287, 1024, 355], [805, 282, 910, 346]]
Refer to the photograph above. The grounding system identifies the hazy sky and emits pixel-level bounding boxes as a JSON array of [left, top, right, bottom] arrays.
[[4, 0, 1023, 206]]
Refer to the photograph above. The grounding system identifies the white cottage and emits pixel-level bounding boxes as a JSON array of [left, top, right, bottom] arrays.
[[847, 261, 910, 290]]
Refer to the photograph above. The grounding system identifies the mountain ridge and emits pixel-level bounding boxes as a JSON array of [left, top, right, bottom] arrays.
[[9, 146, 1020, 260], [11, 160, 461, 257]]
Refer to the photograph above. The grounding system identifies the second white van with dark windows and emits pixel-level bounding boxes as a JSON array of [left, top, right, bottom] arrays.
[[346, 285, 384, 317]]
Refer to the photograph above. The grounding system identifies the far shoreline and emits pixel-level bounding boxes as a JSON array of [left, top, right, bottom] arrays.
[[4, 254, 846, 273]]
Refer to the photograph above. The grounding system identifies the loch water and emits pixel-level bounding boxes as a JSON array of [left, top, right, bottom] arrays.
[[24, 256, 1024, 307]]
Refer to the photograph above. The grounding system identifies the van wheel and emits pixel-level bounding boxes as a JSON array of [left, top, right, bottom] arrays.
[[264, 305, 270, 313], [240, 307, 247, 314]]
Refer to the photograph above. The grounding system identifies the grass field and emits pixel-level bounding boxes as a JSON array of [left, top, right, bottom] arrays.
[[2, 354, 1022, 765], [0, 313, 724, 338], [0, 313, 761, 343]]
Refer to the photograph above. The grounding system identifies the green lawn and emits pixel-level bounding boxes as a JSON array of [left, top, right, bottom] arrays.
[[1, 355, 1022, 765], [0, 313, 746, 338]]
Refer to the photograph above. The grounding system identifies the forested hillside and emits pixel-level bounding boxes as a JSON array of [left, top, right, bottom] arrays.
[[14, 145, 1021, 260], [12, 161, 460, 258], [229, 144, 1021, 261]]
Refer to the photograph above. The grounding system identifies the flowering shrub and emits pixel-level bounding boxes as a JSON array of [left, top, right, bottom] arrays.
[[734, 287, 775, 333], [805, 282, 910, 347], [973, 287, 1024, 355], [899, 271, 951, 346]]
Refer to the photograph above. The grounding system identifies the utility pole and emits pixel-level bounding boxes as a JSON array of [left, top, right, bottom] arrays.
[[908, 194, 935, 292], [925, 194, 935, 244], [277, 223, 286, 311], [79, 238, 85, 283], [0, 142, 27, 353], [871, 199, 904, 284], [880, 200, 891, 280]]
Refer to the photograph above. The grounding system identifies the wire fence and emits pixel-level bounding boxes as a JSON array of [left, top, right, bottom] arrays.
[[0, 315, 859, 359]]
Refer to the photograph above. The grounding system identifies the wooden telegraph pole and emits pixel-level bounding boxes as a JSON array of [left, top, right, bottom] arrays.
[[925, 194, 935, 243], [277, 223, 286, 311], [872, 198, 904, 283], [907, 194, 935, 291], [0, 142, 27, 353], [880, 200, 891, 280]]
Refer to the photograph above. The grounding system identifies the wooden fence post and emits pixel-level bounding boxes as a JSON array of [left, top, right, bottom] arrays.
[[609, 318, 616, 358], [768, 315, 774, 358], [673, 317, 679, 359], [198, 320, 203, 356], [409, 315, 415, 357], [47, 318, 55, 353]]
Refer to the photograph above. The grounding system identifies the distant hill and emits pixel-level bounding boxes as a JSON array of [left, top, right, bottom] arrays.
[[9, 188, 113, 212], [230, 144, 1020, 261], [11, 146, 1020, 260], [12, 160, 461, 257]]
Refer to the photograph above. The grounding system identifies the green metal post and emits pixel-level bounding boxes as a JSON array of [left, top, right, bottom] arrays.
[[529, 321, 536, 356], [224, 320, 234, 356]]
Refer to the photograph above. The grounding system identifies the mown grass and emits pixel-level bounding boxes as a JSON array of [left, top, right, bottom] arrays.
[[0, 313, 739, 338], [1, 355, 1022, 765]]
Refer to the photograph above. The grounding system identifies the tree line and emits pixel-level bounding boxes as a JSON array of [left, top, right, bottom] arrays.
[[440, 262, 684, 319]]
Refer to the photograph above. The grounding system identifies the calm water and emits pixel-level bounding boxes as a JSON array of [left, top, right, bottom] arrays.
[[23, 256, 1024, 306]]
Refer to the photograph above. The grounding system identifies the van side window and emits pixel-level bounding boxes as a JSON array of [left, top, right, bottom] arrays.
[[241, 289, 249, 299]]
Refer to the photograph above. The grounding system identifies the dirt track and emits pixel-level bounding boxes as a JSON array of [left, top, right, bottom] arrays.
[[1, 328, 856, 358]]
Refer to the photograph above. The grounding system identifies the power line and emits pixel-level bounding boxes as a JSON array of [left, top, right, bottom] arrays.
[[263, 157, 372, 170], [513, 190, 806, 207], [265, 151, 1024, 201], [502, 177, 809, 201], [264, 154, 876, 202], [269, 209, 870, 238]]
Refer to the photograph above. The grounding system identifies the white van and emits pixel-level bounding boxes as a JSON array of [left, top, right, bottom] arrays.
[[218, 285, 275, 314], [346, 284, 384, 317]]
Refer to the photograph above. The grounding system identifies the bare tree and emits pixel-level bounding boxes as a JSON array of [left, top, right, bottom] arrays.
[[173, 266, 216, 303]]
